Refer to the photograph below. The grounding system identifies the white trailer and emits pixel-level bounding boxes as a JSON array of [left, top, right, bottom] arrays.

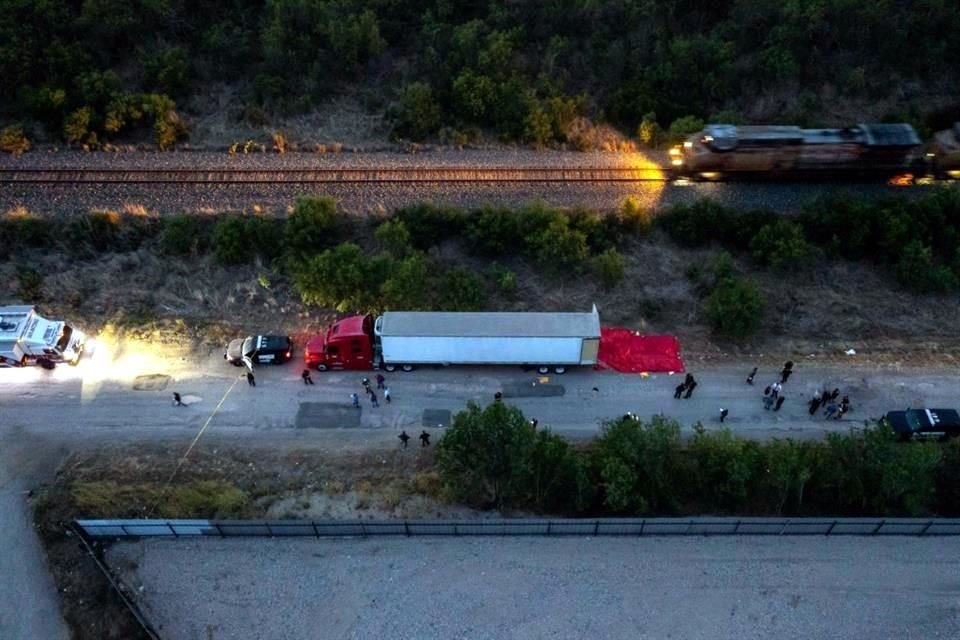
[[0, 305, 87, 368], [374, 306, 601, 373]]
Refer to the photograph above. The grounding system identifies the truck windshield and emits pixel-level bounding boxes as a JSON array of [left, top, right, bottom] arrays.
[[55, 325, 73, 351], [905, 412, 922, 430], [242, 337, 255, 356]]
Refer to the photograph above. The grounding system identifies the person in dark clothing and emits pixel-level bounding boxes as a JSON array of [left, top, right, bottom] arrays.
[[774, 396, 785, 412], [840, 395, 850, 413], [376, 374, 385, 389], [301, 369, 314, 385], [683, 380, 697, 399], [684, 373, 694, 387], [746, 367, 757, 385], [246, 371, 255, 387], [172, 392, 184, 406], [808, 393, 822, 415], [830, 388, 840, 401], [370, 392, 379, 408], [783, 360, 794, 371], [780, 368, 793, 384], [419, 430, 431, 447], [362, 377, 371, 392], [494, 391, 503, 402], [720, 408, 729, 423], [674, 383, 685, 399], [530, 418, 539, 430], [398, 431, 410, 448]]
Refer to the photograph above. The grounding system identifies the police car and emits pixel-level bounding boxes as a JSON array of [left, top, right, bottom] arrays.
[[224, 335, 293, 368], [884, 408, 960, 441]]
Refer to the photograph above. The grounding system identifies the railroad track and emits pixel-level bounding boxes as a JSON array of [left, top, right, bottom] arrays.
[[0, 167, 669, 184]]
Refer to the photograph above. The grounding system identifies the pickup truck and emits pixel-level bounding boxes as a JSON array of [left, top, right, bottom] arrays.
[[884, 408, 960, 441], [224, 335, 293, 369]]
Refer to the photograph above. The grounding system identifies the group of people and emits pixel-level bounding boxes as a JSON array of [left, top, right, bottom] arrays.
[[352, 374, 392, 408], [673, 373, 698, 399], [810, 389, 850, 420], [398, 430, 431, 448], [759, 361, 794, 412]]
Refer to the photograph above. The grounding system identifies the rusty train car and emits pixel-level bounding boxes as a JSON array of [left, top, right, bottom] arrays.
[[669, 123, 928, 180]]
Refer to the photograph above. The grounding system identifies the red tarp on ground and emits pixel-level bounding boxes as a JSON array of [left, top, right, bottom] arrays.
[[596, 327, 684, 374]]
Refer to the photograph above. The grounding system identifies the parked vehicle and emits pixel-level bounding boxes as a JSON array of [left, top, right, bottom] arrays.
[[305, 307, 601, 374], [0, 305, 87, 368], [224, 335, 293, 369], [670, 123, 924, 180], [884, 408, 960, 441], [931, 123, 960, 179]]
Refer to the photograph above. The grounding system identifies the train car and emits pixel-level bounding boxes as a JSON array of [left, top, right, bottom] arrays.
[[670, 123, 923, 180], [931, 123, 960, 179]]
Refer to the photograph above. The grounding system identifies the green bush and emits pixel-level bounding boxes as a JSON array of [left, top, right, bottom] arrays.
[[284, 196, 339, 259], [15, 267, 44, 300], [212, 216, 251, 265], [667, 115, 705, 144], [390, 82, 441, 140], [704, 276, 765, 338], [245, 216, 285, 261], [0, 213, 52, 249], [749, 220, 812, 271], [895, 240, 958, 293], [64, 211, 157, 255], [375, 218, 412, 258], [394, 204, 467, 250], [688, 427, 762, 510], [525, 215, 590, 271], [636, 112, 662, 147], [592, 248, 626, 290], [292, 242, 387, 312], [464, 206, 522, 256], [435, 401, 576, 511], [617, 197, 654, 235], [440, 266, 487, 311], [0, 124, 31, 154], [143, 47, 191, 97], [657, 200, 740, 248], [490, 264, 518, 297], [160, 214, 211, 256], [381, 252, 430, 309]]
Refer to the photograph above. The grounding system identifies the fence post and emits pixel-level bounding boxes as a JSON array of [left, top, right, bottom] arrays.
[[360, 521, 367, 538], [779, 520, 789, 535], [213, 522, 224, 538], [121, 523, 129, 536], [825, 521, 837, 536], [265, 522, 274, 537], [169, 521, 177, 538], [919, 521, 933, 536], [312, 521, 319, 539], [639, 520, 645, 537], [593, 520, 599, 536], [404, 521, 410, 537], [872, 520, 885, 535], [546, 521, 551, 536]]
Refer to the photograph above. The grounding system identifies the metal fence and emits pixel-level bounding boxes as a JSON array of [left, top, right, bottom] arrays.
[[76, 517, 960, 538]]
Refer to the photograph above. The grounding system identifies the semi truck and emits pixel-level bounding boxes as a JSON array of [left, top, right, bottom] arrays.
[[305, 307, 601, 374], [0, 305, 88, 368]]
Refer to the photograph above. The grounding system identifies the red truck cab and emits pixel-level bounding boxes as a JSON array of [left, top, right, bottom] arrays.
[[304, 315, 374, 370]]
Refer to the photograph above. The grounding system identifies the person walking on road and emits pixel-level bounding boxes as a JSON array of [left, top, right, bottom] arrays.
[[824, 402, 838, 419], [808, 392, 822, 415], [172, 392, 184, 406], [351, 393, 360, 408], [362, 377, 371, 392], [763, 395, 775, 411], [774, 396, 785, 412], [770, 381, 782, 399], [384, 387, 391, 403], [376, 374, 385, 389], [746, 367, 757, 385], [370, 392, 379, 408], [684, 373, 694, 388], [720, 408, 729, 423], [246, 371, 256, 387], [419, 430, 431, 447], [830, 388, 840, 401], [398, 431, 410, 448], [683, 379, 697, 399], [673, 382, 686, 399], [780, 367, 793, 384], [301, 369, 314, 385]]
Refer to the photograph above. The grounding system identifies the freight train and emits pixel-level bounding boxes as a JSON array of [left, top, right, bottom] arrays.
[[669, 122, 960, 181]]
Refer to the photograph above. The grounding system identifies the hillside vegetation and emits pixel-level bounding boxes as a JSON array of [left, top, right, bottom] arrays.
[[2, 0, 960, 148]]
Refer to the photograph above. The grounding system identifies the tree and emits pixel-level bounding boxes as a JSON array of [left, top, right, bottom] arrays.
[[440, 266, 486, 311], [375, 219, 412, 258], [749, 220, 812, 271], [143, 47, 191, 97], [390, 82, 441, 140], [464, 206, 522, 256], [285, 196, 339, 260], [895, 240, 958, 293], [704, 277, 765, 338], [637, 112, 662, 147], [292, 243, 385, 312], [592, 248, 626, 290], [525, 215, 590, 271], [212, 216, 252, 265], [381, 252, 430, 309]]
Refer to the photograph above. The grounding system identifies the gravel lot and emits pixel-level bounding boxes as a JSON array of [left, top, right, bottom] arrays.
[[0, 149, 926, 215], [110, 536, 960, 640]]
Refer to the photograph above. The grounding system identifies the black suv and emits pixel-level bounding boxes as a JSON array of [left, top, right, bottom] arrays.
[[884, 408, 960, 441], [224, 335, 293, 367]]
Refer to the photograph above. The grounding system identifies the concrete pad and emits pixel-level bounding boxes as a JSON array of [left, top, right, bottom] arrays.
[[294, 403, 361, 429], [132, 374, 171, 391], [422, 409, 451, 428], [502, 382, 565, 398]]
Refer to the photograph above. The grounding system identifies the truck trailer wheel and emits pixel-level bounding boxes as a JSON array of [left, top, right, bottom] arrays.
[[553, 366, 566, 374], [401, 364, 415, 372], [537, 365, 550, 374], [383, 364, 397, 372]]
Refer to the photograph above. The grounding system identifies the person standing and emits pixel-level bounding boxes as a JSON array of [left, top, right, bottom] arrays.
[[763, 395, 775, 411], [172, 392, 184, 406], [301, 369, 314, 385], [774, 396, 785, 412], [683, 379, 697, 399], [746, 367, 757, 385], [362, 377, 371, 393], [351, 393, 360, 408], [770, 381, 782, 399], [398, 431, 410, 448], [673, 382, 686, 399], [419, 430, 431, 447], [780, 367, 793, 384], [808, 392, 822, 415], [530, 418, 539, 430], [684, 373, 694, 388], [376, 374, 385, 389], [370, 392, 379, 408], [246, 371, 255, 387], [494, 391, 503, 402], [720, 408, 729, 423], [384, 387, 391, 403], [824, 402, 838, 419]]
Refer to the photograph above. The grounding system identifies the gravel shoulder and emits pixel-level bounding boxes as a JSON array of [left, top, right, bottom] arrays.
[[109, 535, 960, 640]]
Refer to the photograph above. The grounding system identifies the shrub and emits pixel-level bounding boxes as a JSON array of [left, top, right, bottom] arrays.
[[636, 112, 662, 147], [688, 427, 762, 510], [490, 264, 517, 297], [212, 216, 251, 265], [64, 211, 156, 254], [292, 242, 387, 312], [375, 219, 412, 258], [390, 82, 441, 140], [667, 115, 705, 144], [525, 215, 590, 271], [0, 212, 52, 249], [64, 107, 96, 147], [592, 248, 626, 290], [15, 267, 44, 300], [657, 200, 740, 247], [749, 219, 812, 271], [440, 266, 487, 311], [464, 206, 522, 256], [394, 204, 467, 250], [160, 214, 211, 256], [569, 208, 617, 253], [617, 197, 653, 235], [143, 47, 191, 97], [381, 252, 430, 309], [245, 216, 285, 261], [0, 124, 31, 154], [285, 196, 339, 259], [704, 276, 765, 338], [895, 240, 958, 293]]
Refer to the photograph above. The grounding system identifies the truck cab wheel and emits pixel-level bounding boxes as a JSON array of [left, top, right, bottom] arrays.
[[401, 364, 415, 372], [315, 363, 328, 371], [553, 366, 566, 374], [537, 365, 550, 374], [383, 364, 397, 372]]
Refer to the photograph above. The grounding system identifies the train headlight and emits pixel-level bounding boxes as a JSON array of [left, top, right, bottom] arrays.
[[683, 141, 693, 149]]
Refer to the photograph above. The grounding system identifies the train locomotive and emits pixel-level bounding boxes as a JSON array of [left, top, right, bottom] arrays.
[[668, 122, 952, 180]]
